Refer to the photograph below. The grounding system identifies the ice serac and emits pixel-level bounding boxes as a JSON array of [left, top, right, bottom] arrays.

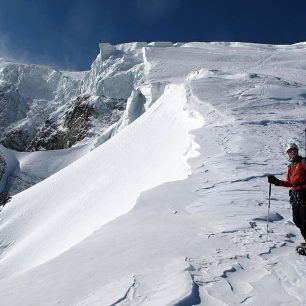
[[114, 88, 146, 133], [92, 88, 146, 148], [0, 42, 151, 152], [79, 42, 147, 100], [30, 42, 151, 150]]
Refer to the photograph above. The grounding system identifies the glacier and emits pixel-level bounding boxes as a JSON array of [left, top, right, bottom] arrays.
[[0, 41, 306, 305], [0, 42, 161, 196], [0, 42, 148, 153]]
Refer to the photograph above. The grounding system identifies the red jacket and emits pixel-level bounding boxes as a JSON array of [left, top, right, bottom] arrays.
[[279, 156, 306, 190]]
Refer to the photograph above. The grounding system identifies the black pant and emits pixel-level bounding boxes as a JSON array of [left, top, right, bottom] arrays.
[[293, 189, 306, 241]]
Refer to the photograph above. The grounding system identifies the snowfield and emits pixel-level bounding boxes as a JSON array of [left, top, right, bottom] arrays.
[[0, 42, 306, 305]]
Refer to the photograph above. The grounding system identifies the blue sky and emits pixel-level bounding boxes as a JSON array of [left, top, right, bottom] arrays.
[[0, 0, 306, 70]]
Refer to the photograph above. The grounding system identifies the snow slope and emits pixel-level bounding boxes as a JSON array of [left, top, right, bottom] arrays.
[[0, 42, 306, 305], [6, 144, 92, 195]]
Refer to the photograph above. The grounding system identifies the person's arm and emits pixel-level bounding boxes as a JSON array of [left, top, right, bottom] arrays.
[[268, 168, 292, 187], [278, 178, 292, 187]]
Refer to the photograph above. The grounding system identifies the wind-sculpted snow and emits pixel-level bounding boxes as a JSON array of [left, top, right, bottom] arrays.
[[0, 42, 306, 305], [0, 83, 202, 280]]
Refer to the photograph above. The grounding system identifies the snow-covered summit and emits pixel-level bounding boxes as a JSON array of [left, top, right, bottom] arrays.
[[0, 41, 306, 305]]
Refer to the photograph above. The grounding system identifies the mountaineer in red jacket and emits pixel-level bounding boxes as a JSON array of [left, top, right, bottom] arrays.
[[268, 143, 306, 254]]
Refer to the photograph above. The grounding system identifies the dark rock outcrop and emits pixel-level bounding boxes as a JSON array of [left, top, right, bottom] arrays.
[[2, 129, 32, 152], [28, 95, 126, 151], [0, 153, 6, 182]]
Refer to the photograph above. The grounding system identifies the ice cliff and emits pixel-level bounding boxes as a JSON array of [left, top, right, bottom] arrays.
[[0, 42, 176, 196], [0, 42, 170, 152]]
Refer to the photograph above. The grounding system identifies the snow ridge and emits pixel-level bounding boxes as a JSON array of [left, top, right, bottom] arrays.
[[0, 42, 306, 305]]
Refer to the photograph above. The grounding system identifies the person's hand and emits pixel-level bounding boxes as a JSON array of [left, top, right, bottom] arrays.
[[268, 175, 280, 186]]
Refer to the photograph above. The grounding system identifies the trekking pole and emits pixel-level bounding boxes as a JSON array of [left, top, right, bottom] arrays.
[[266, 183, 272, 242]]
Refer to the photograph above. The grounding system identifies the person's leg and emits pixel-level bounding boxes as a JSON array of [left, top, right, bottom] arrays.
[[299, 205, 306, 241], [293, 205, 306, 241]]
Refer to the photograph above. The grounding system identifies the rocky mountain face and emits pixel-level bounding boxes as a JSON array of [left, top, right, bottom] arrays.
[[0, 152, 7, 204], [0, 42, 148, 152], [0, 60, 80, 151], [0, 82, 32, 151], [28, 94, 127, 150], [0, 153, 5, 182]]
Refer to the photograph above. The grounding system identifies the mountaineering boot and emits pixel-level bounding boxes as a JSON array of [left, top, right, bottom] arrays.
[[295, 241, 306, 251], [296, 242, 306, 255], [297, 247, 306, 255], [295, 242, 306, 251]]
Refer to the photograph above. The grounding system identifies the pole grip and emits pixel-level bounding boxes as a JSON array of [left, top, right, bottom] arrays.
[[268, 182, 272, 198]]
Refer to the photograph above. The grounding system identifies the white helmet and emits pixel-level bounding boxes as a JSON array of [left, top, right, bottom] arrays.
[[286, 143, 299, 152]]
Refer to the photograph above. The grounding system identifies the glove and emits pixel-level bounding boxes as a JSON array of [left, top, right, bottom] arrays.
[[268, 175, 280, 186]]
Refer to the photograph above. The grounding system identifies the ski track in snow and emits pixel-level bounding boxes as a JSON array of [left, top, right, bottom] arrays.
[[1, 43, 306, 305]]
